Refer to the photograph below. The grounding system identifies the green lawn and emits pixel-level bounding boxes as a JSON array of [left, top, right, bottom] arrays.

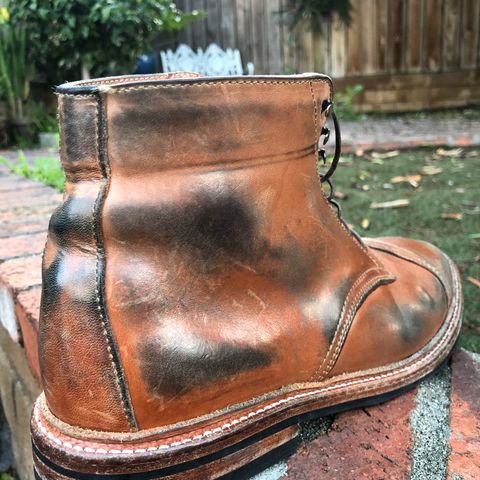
[[329, 148, 480, 352]]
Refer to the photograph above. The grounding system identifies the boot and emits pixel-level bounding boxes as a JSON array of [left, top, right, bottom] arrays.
[[31, 73, 462, 479]]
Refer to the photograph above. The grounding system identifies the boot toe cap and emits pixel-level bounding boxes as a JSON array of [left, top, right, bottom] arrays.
[[328, 236, 457, 377]]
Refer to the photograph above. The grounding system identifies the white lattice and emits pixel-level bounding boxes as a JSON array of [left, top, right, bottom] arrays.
[[160, 43, 254, 76]]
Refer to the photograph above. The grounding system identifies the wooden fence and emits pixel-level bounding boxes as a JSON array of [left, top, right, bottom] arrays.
[[174, 0, 480, 111]]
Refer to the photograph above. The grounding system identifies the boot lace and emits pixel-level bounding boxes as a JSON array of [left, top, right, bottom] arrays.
[[318, 101, 364, 245]]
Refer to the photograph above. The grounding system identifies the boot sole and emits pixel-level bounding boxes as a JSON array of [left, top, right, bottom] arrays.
[[31, 259, 463, 480]]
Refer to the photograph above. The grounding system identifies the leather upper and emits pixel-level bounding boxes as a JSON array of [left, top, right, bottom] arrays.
[[39, 74, 452, 432]]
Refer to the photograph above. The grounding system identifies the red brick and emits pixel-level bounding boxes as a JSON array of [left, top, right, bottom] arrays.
[[0, 184, 53, 200], [448, 350, 480, 480], [287, 388, 417, 479], [0, 175, 41, 192], [0, 232, 47, 261], [15, 287, 42, 384], [0, 192, 61, 210], [0, 255, 42, 291], [0, 217, 50, 238], [0, 204, 57, 223]]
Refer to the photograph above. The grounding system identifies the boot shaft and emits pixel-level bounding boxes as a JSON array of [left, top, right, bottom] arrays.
[[40, 74, 389, 432]]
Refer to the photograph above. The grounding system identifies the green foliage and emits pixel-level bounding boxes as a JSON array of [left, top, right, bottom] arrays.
[[330, 148, 480, 352], [284, 0, 352, 31], [1, 151, 65, 191], [8, 0, 201, 84], [0, 474, 15, 480], [0, 11, 32, 120], [28, 101, 58, 134], [334, 84, 364, 121]]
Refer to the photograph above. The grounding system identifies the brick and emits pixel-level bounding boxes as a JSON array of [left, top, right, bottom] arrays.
[[448, 350, 480, 480], [0, 176, 41, 192], [0, 204, 57, 223], [15, 288, 42, 383], [0, 192, 61, 210], [287, 389, 417, 479], [0, 217, 50, 239], [0, 323, 40, 480], [0, 255, 42, 292], [0, 186, 56, 203], [0, 232, 47, 261]]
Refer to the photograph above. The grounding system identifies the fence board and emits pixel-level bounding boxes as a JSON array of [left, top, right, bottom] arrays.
[[205, 0, 222, 44], [442, 0, 462, 70], [346, 1, 363, 75], [265, 0, 284, 74], [376, 0, 389, 72], [461, 0, 480, 69], [220, 0, 237, 48], [331, 14, 347, 77], [423, 0, 442, 71], [406, 0, 424, 71]]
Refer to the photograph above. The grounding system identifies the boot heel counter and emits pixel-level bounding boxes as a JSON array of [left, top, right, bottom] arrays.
[[39, 93, 135, 432]]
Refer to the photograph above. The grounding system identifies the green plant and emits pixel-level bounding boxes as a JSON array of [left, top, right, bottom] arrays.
[[28, 101, 58, 134], [283, 0, 352, 31], [0, 8, 32, 121], [8, 0, 201, 84], [334, 84, 364, 121], [1, 151, 65, 191]]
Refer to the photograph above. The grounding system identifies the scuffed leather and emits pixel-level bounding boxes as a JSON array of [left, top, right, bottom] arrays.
[[40, 95, 132, 431], [39, 74, 454, 433]]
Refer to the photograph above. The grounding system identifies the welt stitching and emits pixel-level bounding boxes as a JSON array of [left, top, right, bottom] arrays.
[[321, 274, 392, 379], [33, 261, 460, 454], [93, 93, 138, 431], [310, 268, 375, 381]]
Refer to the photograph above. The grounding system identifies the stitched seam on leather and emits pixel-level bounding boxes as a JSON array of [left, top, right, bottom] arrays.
[[309, 81, 319, 151], [367, 240, 449, 300], [92, 94, 137, 431], [57, 79, 332, 97], [71, 72, 201, 86], [310, 267, 376, 381], [32, 260, 460, 454], [320, 274, 392, 379]]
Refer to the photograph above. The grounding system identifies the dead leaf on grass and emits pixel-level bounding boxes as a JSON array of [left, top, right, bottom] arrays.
[[391, 174, 422, 188], [355, 148, 364, 157], [370, 199, 410, 209], [467, 276, 480, 289], [371, 150, 400, 159], [435, 147, 463, 157], [361, 218, 370, 229], [333, 191, 348, 200], [420, 165, 443, 176], [441, 212, 463, 220]]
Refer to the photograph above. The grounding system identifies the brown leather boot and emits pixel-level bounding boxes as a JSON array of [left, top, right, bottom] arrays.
[[31, 73, 462, 479]]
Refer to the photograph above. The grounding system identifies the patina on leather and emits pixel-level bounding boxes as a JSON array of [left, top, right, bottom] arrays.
[[39, 73, 453, 435]]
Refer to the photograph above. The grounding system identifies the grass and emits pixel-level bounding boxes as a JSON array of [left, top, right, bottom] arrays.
[[329, 148, 480, 352], [0, 151, 64, 191]]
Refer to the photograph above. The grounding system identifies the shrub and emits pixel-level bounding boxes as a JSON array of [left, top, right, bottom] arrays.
[[8, 0, 201, 84], [1, 151, 65, 191]]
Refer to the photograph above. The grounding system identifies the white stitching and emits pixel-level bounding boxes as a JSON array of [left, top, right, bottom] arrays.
[[320, 273, 391, 379], [92, 96, 132, 428], [33, 259, 460, 455]]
